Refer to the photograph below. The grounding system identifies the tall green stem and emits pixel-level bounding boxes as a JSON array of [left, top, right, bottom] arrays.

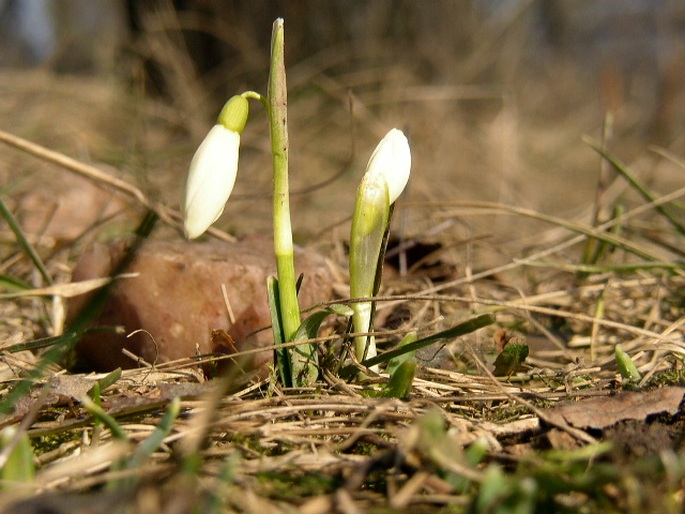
[[268, 19, 316, 384]]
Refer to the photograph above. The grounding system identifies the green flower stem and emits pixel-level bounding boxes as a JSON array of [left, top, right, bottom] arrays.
[[268, 19, 315, 383], [352, 301, 375, 362], [268, 19, 299, 341], [241, 91, 268, 110]]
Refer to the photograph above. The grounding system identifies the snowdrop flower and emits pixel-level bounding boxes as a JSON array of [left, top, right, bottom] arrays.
[[181, 95, 249, 239], [349, 128, 411, 369], [364, 128, 411, 204]]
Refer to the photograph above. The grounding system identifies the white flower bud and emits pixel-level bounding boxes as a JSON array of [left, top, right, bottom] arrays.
[[364, 128, 411, 204], [181, 95, 249, 239], [348, 128, 411, 369]]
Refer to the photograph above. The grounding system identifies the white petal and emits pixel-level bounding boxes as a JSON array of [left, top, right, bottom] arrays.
[[182, 125, 240, 239], [365, 128, 411, 204]]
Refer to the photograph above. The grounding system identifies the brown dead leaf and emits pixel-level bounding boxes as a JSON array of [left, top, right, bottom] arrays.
[[0, 374, 100, 428], [47, 374, 98, 401], [542, 386, 685, 429]]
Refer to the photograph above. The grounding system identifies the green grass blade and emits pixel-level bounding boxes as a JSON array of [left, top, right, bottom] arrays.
[[0, 195, 52, 285], [87, 367, 122, 397], [587, 139, 685, 236], [127, 397, 180, 469], [0, 427, 35, 486], [81, 395, 128, 440], [0, 211, 157, 417], [0, 273, 33, 292]]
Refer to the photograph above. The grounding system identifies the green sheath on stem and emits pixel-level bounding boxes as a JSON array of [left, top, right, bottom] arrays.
[[349, 172, 389, 370]]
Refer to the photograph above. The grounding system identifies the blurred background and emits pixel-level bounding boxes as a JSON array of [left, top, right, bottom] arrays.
[[1, 0, 683, 267]]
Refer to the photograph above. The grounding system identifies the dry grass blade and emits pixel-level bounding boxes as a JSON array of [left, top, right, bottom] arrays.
[[0, 129, 236, 242], [0, 273, 138, 299], [585, 137, 685, 236]]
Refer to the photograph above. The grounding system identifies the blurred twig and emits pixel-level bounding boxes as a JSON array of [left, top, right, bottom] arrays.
[[0, 129, 236, 242]]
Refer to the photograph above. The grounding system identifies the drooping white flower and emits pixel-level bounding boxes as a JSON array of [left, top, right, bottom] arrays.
[[182, 125, 239, 239], [181, 95, 249, 239], [364, 128, 411, 204]]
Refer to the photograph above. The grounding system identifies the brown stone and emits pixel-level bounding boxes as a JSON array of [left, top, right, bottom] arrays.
[[69, 236, 334, 374]]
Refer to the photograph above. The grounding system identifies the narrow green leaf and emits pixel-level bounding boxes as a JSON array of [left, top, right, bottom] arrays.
[[361, 313, 495, 369], [289, 334, 320, 386], [380, 333, 418, 399], [0, 273, 32, 292], [385, 331, 418, 376], [4, 325, 123, 354], [615, 344, 641, 381], [492, 338, 529, 377], [381, 359, 416, 398], [288, 304, 353, 386], [292, 304, 353, 342], [267, 276, 290, 387]]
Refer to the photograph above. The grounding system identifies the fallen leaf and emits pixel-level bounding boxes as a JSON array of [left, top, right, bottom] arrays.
[[47, 374, 98, 401], [0, 375, 101, 428], [542, 386, 684, 429]]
